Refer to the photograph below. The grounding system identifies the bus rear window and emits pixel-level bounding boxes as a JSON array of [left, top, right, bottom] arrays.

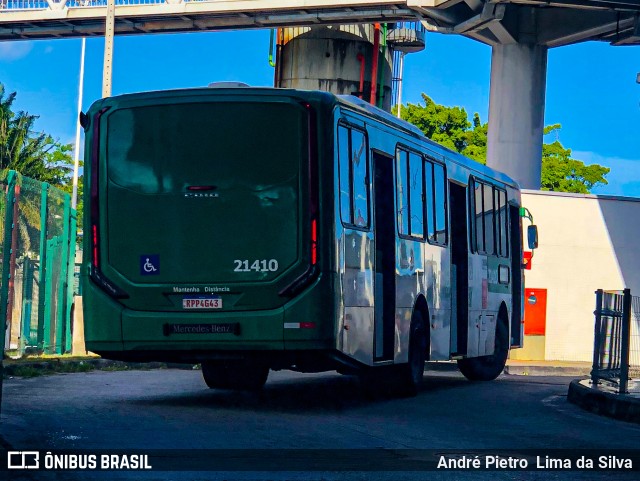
[[106, 102, 305, 194]]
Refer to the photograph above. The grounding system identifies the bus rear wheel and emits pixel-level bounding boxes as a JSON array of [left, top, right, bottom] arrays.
[[394, 310, 428, 397], [457, 318, 509, 381], [201, 360, 269, 391], [358, 311, 427, 398]]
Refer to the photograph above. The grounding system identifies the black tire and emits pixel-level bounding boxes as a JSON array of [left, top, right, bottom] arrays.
[[394, 310, 428, 397], [201, 360, 231, 389], [357, 312, 427, 398], [457, 317, 509, 381], [201, 360, 269, 391]]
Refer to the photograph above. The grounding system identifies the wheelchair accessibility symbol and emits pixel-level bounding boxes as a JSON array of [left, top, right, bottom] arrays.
[[140, 255, 160, 276]]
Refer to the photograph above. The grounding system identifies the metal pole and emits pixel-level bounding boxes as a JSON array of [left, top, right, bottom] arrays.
[[102, 0, 115, 98], [396, 52, 405, 118], [620, 288, 632, 394], [7, 183, 21, 354], [21, 257, 33, 348], [591, 289, 603, 385], [57, 197, 71, 354], [37, 183, 49, 351], [65, 210, 77, 353], [72, 38, 86, 210], [1, 172, 17, 352]]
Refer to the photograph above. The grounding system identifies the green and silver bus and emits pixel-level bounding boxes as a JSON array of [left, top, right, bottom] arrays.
[[82, 87, 533, 395]]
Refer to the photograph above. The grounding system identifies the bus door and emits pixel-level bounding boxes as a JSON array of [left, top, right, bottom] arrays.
[[373, 152, 396, 361], [449, 181, 469, 356]]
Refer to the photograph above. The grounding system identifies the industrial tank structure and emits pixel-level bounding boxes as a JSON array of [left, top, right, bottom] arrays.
[[274, 22, 426, 112]]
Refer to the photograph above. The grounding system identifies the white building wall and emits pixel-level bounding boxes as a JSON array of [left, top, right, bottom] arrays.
[[521, 190, 640, 362]]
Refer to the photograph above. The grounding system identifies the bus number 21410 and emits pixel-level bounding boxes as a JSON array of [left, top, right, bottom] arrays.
[[233, 259, 279, 273]]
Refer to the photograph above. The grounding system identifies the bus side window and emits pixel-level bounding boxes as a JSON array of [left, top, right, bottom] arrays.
[[338, 124, 370, 229], [396, 149, 409, 235], [471, 180, 507, 256], [499, 190, 509, 257], [494, 188, 502, 256], [425, 161, 434, 241], [433, 163, 447, 245], [351, 130, 369, 228], [483, 182, 495, 255], [495, 188, 509, 257], [474, 181, 485, 254], [409, 152, 424, 238], [338, 126, 352, 225]]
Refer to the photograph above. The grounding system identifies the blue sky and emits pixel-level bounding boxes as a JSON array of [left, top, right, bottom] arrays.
[[0, 30, 639, 195]]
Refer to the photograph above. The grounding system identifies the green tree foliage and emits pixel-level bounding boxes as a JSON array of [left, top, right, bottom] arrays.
[[398, 94, 609, 193], [400, 93, 471, 153], [541, 124, 610, 194], [0, 83, 75, 187], [0, 83, 82, 249]]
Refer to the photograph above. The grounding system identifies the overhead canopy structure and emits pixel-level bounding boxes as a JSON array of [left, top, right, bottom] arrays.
[[412, 0, 640, 47], [1, 0, 639, 44]]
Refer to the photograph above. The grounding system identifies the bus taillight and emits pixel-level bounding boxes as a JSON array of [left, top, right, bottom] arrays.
[[88, 107, 127, 299], [90, 107, 109, 269], [311, 218, 318, 265], [306, 102, 319, 267], [92, 225, 99, 268]]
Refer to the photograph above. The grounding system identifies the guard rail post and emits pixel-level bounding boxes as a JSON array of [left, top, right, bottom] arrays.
[[591, 289, 603, 385], [619, 288, 632, 394]]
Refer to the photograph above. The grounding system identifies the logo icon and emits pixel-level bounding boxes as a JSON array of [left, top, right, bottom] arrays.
[[8, 451, 39, 469], [140, 255, 160, 276]]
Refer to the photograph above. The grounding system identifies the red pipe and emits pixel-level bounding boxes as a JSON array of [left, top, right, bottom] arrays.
[[275, 28, 284, 87], [356, 53, 365, 99], [369, 23, 380, 105]]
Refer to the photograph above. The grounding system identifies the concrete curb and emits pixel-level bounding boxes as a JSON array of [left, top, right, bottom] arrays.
[[3, 358, 591, 378], [504, 364, 591, 377], [427, 361, 591, 377], [567, 379, 640, 424]]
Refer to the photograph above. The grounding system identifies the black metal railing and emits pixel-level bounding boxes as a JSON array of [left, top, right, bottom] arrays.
[[591, 288, 640, 394]]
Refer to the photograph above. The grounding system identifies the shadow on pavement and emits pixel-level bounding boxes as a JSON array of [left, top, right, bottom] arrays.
[[124, 372, 469, 413]]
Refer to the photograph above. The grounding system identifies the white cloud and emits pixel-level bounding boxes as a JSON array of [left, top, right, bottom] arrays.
[[0, 43, 33, 61], [573, 150, 640, 198]]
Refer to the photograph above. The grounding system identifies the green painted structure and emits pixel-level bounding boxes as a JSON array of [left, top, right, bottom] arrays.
[[1, 171, 77, 356]]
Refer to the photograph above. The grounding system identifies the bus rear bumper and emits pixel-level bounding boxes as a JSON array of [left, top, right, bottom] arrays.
[[121, 307, 287, 348]]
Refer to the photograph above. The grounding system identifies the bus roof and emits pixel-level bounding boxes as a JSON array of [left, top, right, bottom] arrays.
[[335, 94, 520, 190], [90, 86, 519, 190]]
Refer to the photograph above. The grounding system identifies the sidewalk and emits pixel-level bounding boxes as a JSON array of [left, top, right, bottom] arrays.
[[427, 359, 592, 377], [505, 359, 592, 377], [2, 356, 594, 378]]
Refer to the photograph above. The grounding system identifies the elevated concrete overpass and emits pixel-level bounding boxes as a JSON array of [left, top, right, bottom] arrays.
[[0, 1, 419, 40], [1, 0, 639, 187], [1, 0, 639, 45]]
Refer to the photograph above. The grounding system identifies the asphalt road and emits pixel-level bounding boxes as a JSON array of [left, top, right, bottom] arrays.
[[2, 368, 640, 481]]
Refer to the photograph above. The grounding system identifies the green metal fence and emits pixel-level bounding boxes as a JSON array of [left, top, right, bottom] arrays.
[[1, 170, 77, 357]]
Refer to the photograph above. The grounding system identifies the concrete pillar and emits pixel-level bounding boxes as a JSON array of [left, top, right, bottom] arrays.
[[276, 25, 393, 111], [487, 43, 548, 190], [71, 296, 87, 356]]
